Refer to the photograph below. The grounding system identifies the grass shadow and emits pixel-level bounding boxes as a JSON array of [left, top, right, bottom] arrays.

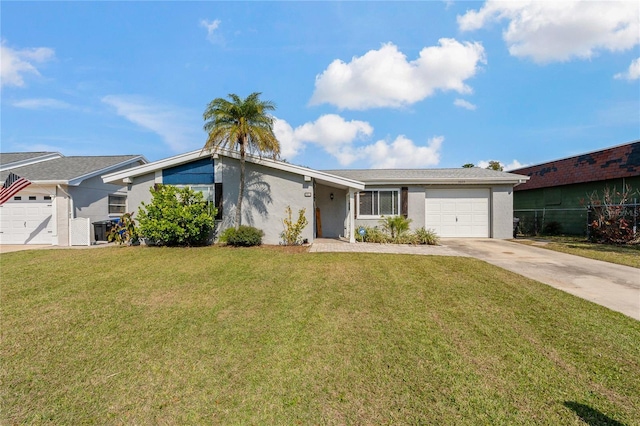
[[564, 401, 626, 426]]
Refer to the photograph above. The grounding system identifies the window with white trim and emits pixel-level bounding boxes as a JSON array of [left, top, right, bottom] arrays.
[[357, 189, 400, 217], [108, 195, 127, 215]]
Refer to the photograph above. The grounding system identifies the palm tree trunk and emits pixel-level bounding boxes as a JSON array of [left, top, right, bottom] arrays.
[[235, 140, 246, 229]]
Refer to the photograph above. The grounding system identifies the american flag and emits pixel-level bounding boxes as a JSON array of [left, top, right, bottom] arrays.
[[0, 172, 32, 205]]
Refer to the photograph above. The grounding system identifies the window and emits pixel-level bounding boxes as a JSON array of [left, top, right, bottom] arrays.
[[44, 196, 52, 201], [357, 189, 400, 217], [108, 195, 127, 215], [14, 196, 21, 201], [29, 196, 36, 200]]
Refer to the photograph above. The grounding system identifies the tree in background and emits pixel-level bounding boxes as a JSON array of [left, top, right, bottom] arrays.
[[486, 161, 504, 171], [462, 163, 475, 168], [203, 92, 280, 229]]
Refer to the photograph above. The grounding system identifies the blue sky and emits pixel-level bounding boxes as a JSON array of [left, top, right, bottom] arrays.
[[2, 1, 639, 170]]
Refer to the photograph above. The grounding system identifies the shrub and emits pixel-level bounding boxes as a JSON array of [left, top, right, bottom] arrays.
[[542, 221, 563, 236], [107, 212, 139, 245], [224, 226, 264, 247], [587, 185, 640, 245], [366, 226, 390, 243], [137, 185, 215, 246], [218, 227, 236, 244], [281, 206, 308, 245], [380, 215, 412, 240], [414, 227, 439, 245]]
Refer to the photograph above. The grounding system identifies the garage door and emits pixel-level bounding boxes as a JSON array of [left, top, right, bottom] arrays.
[[425, 188, 489, 237], [0, 196, 54, 244]]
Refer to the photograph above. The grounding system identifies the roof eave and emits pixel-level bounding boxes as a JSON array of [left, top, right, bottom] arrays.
[[358, 177, 530, 186], [103, 149, 366, 190], [69, 156, 147, 186], [0, 152, 63, 172]]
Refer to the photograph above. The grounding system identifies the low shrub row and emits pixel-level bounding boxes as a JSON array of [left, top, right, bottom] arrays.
[[356, 216, 439, 245]]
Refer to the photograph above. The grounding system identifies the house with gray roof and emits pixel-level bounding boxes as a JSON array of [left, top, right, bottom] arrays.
[[103, 148, 528, 245], [1, 152, 146, 246]]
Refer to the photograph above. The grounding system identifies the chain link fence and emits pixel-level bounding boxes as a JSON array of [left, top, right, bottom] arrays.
[[515, 200, 639, 238], [514, 208, 588, 236]]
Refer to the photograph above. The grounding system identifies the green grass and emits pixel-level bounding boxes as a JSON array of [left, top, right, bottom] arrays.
[[2, 246, 639, 424], [515, 236, 640, 268]]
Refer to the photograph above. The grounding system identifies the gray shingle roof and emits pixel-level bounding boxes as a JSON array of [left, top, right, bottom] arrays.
[[322, 168, 528, 183], [0, 152, 59, 166], [1, 156, 142, 182]]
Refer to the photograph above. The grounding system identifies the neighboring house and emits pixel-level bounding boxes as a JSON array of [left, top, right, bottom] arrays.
[[103, 149, 528, 244], [0, 152, 147, 245], [511, 141, 640, 235]]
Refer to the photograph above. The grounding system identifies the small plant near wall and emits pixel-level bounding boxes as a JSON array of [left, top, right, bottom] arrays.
[[223, 226, 264, 247], [107, 212, 139, 245], [281, 206, 308, 245], [355, 223, 439, 245], [380, 215, 412, 241], [414, 227, 439, 245]]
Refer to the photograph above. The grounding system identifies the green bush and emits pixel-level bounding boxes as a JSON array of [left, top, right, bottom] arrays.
[[414, 227, 439, 245], [137, 185, 215, 246], [357, 226, 389, 243], [218, 227, 236, 244], [356, 225, 439, 245], [224, 225, 264, 247], [380, 215, 412, 240]]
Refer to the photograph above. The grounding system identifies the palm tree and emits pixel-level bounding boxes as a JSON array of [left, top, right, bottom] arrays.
[[203, 92, 280, 229]]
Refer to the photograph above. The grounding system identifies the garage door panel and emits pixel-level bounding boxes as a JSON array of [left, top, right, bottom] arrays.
[[0, 200, 54, 245], [426, 189, 489, 238]]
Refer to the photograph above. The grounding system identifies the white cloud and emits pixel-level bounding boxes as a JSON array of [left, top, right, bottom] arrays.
[[1, 41, 55, 87], [274, 114, 373, 163], [476, 159, 528, 171], [458, 1, 640, 63], [614, 57, 640, 81], [454, 98, 477, 110], [200, 19, 224, 45], [274, 114, 442, 168], [504, 160, 528, 171], [12, 98, 71, 109], [273, 118, 304, 160], [102, 95, 200, 152], [359, 135, 443, 169], [310, 39, 486, 110]]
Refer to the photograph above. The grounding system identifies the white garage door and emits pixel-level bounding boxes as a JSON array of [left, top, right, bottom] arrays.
[[425, 188, 490, 237], [0, 196, 54, 244]]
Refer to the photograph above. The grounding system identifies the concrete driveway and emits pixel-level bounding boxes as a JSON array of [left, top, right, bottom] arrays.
[[442, 239, 640, 321]]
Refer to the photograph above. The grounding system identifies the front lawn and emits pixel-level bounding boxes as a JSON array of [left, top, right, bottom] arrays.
[[515, 236, 640, 268], [2, 247, 639, 424]]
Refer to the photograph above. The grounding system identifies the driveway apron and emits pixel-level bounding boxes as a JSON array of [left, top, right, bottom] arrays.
[[442, 239, 640, 321]]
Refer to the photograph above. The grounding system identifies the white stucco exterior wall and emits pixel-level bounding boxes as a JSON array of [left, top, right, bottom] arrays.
[[219, 157, 315, 245], [491, 185, 514, 239], [127, 173, 156, 216]]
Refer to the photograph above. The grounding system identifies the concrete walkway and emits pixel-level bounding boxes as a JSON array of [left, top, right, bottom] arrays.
[[311, 238, 640, 321]]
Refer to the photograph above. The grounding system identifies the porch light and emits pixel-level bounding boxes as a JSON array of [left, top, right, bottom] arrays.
[[330, 193, 334, 200]]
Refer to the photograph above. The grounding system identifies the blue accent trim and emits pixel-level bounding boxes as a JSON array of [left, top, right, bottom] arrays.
[[162, 158, 214, 184]]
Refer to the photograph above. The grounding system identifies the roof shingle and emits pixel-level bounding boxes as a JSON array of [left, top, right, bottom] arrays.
[[0, 156, 142, 183], [512, 141, 640, 191]]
